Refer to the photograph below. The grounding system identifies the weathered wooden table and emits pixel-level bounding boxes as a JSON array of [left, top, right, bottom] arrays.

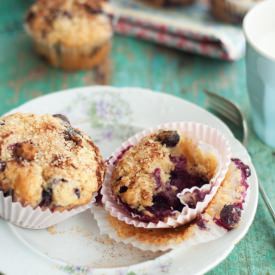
[[0, 1, 274, 274]]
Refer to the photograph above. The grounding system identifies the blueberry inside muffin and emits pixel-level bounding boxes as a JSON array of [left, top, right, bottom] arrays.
[[0, 113, 105, 211], [111, 130, 218, 223], [214, 158, 250, 230]]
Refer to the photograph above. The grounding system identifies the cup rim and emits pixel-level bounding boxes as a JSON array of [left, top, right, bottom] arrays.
[[243, 0, 275, 62]]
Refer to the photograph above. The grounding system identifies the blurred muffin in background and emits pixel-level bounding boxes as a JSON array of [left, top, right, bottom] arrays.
[[136, 0, 196, 7], [25, 0, 112, 71], [210, 0, 262, 24]]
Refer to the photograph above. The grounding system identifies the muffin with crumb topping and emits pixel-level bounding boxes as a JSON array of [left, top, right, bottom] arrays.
[[110, 130, 218, 223], [210, 0, 262, 24], [136, 0, 196, 7], [25, 0, 112, 70], [0, 113, 105, 211]]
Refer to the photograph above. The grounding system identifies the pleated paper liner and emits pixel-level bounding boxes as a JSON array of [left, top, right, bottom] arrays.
[[94, 159, 251, 252], [102, 122, 231, 229], [0, 192, 97, 229]]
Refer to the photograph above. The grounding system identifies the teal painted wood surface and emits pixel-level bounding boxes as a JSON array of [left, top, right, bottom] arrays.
[[0, 1, 274, 274]]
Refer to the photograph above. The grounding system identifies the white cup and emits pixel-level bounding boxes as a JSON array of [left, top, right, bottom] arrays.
[[243, 0, 275, 147]]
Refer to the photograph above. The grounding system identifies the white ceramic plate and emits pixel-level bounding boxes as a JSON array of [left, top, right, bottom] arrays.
[[0, 86, 258, 275]]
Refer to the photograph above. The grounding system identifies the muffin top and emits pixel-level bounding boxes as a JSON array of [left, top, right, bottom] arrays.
[[0, 113, 105, 211], [25, 0, 112, 48], [111, 130, 218, 223]]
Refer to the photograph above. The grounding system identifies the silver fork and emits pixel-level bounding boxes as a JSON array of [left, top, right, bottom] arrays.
[[204, 90, 275, 224]]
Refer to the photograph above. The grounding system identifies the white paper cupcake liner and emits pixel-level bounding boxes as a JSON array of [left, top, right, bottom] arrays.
[[102, 122, 231, 229], [0, 191, 97, 229], [94, 159, 250, 252], [93, 206, 225, 252]]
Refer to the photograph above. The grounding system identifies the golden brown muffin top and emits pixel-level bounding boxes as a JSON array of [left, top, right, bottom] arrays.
[[25, 0, 112, 48], [0, 113, 105, 211]]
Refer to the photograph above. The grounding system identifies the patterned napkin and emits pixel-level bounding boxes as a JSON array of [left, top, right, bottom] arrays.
[[109, 0, 245, 60]]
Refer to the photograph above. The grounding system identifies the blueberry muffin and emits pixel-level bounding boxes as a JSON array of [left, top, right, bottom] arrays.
[[111, 130, 218, 223], [99, 158, 250, 251], [25, 0, 112, 70], [210, 0, 262, 24], [0, 113, 105, 211], [137, 0, 196, 7]]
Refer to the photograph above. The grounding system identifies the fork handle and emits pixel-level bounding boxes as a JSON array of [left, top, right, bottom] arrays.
[[259, 181, 275, 223]]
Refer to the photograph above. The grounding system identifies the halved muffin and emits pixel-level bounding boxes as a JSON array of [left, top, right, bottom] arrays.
[[94, 158, 251, 251], [109, 130, 217, 223]]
